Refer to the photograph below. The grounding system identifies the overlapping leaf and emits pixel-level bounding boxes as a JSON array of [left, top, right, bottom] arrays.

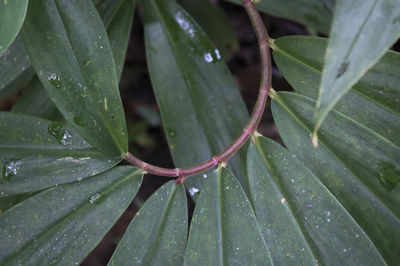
[[142, 0, 249, 195], [109, 181, 187, 266], [12, 76, 62, 121], [21, 0, 127, 157], [272, 92, 400, 264], [184, 167, 272, 265], [272, 35, 400, 146], [226, 0, 332, 34], [0, 37, 33, 100], [248, 136, 385, 265], [177, 0, 239, 60], [0, 0, 28, 57], [0, 112, 119, 196], [0, 166, 142, 266], [315, 0, 400, 133]]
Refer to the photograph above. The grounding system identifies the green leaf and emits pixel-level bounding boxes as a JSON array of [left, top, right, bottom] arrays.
[[248, 136, 385, 265], [0, 37, 33, 100], [0, 112, 119, 196], [0, 0, 28, 57], [96, 0, 135, 80], [21, 0, 127, 157], [12, 0, 135, 120], [177, 0, 239, 60], [0, 166, 142, 265], [184, 167, 272, 265], [12, 76, 62, 121], [272, 92, 400, 264], [315, 0, 400, 133], [225, 0, 332, 34], [109, 181, 187, 266], [272, 35, 400, 146], [0, 193, 35, 213], [142, 0, 249, 195]]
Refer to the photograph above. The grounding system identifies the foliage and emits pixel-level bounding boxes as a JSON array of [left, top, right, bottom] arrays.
[[0, 0, 399, 265]]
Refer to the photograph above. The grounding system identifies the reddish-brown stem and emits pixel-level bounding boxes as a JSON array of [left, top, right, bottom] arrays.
[[124, 0, 271, 182]]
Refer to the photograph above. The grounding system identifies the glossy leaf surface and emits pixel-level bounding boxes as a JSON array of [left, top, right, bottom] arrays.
[[109, 181, 187, 266], [142, 0, 249, 194], [248, 136, 384, 265], [0, 38, 33, 100], [0, 0, 28, 56], [13, 0, 134, 120], [177, 0, 239, 60], [12, 76, 62, 121], [0, 166, 142, 266], [226, 0, 332, 34], [97, 0, 135, 80], [315, 0, 400, 131], [272, 35, 400, 146], [21, 0, 127, 157], [184, 167, 272, 265], [0, 112, 119, 196], [272, 92, 400, 264]]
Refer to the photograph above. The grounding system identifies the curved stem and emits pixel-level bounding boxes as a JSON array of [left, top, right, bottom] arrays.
[[124, 0, 271, 182]]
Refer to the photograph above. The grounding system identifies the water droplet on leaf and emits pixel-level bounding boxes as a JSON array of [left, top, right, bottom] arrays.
[[189, 187, 199, 196], [48, 73, 61, 88], [48, 121, 72, 145], [89, 193, 102, 204], [2, 158, 22, 181]]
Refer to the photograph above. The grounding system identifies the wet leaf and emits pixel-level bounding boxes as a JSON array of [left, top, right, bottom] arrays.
[[0, 112, 119, 195], [184, 167, 272, 265], [142, 0, 249, 196], [315, 0, 400, 133], [21, 0, 127, 156], [177, 0, 239, 60], [272, 35, 400, 146], [272, 91, 400, 264], [0, 166, 142, 266], [0, 37, 33, 100], [0, 0, 28, 57], [109, 181, 187, 266], [248, 136, 385, 265]]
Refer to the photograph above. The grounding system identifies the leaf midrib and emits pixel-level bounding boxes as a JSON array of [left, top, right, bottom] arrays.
[[273, 92, 400, 221], [53, 0, 125, 156], [1, 169, 141, 265]]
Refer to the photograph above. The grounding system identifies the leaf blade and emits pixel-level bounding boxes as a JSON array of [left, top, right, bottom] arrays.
[[0, 0, 28, 56], [184, 167, 273, 265], [0, 112, 118, 195], [142, 0, 249, 195], [21, 0, 128, 156], [248, 136, 385, 265], [315, 0, 400, 132], [272, 91, 400, 264], [109, 181, 187, 266], [0, 166, 142, 266]]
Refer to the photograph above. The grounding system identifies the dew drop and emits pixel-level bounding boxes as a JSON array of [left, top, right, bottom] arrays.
[[214, 49, 221, 60], [47, 73, 61, 88], [89, 193, 102, 204], [203, 52, 213, 63], [48, 121, 72, 145], [2, 158, 22, 181], [203, 174, 208, 179], [189, 187, 200, 196]]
